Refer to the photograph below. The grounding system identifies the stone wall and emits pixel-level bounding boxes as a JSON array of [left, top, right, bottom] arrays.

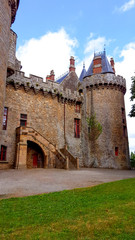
[[7, 29, 17, 73], [0, 83, 81, 169], [0, 0, 12, 134]]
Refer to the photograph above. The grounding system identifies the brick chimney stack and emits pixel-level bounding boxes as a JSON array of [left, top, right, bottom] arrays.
[[46, 70, 55, 81], [93, 56, 102, 74], [69, 56, 75, 72], [110, 58, 115, 73]]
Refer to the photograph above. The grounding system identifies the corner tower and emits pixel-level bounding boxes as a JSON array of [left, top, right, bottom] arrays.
[[80, 50, 130, 169], [0, 0, 19, 132]]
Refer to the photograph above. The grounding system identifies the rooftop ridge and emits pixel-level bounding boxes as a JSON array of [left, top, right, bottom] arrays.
[[55, 71, 69, 81]]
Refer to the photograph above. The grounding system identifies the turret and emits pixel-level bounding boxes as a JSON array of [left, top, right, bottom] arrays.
[[81, 51, 130, 169]]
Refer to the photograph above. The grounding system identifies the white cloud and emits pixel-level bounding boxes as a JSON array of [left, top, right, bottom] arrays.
[[119, 0, 135, 12], [84, 36, 106, 55], [115, 42, 135, 153], [17, 28, 78, 79]]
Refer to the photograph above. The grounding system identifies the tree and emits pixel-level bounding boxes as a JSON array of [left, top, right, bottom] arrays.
[[129, 75, 135, 117], [130, 151, 135, 168]]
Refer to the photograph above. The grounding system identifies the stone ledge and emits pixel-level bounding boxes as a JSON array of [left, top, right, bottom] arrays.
[[0, 161, 8, 164]]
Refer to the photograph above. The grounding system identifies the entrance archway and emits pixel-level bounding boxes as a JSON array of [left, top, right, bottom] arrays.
[[27, 141, 45, 168]]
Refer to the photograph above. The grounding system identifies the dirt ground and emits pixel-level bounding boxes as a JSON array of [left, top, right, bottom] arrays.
[[0, 168, 135, 199]]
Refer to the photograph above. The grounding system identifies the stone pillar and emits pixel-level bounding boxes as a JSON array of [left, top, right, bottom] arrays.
[[0, 0, 12, 133], [66, 156, 69, 170], [44, 155, 48, 168], [16, 143, 27, 169], [76, 157, 79, 170]]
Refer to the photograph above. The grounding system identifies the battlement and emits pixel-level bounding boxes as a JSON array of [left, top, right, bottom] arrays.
[[7, 70, 82, 103], [81, 73, 126, 94], [8, 0, 20, 24]]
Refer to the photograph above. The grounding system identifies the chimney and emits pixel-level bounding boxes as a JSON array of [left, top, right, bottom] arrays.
[[110, 58, 115, 73], [46, 70, 55, 81], [93, 55, 102, 74], [69, 56, 75, 72], [50, 70, 55, 81]]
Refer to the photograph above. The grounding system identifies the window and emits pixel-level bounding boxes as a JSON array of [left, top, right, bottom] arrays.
[[75, 103, 80, 113], [0, 145, 7, 161], [115, 147, 118, 156], [121, 107, 125, 115], [123, 126, 127, 137], [3, 107, 8, 130], [74, 119, 80, 138], [121, 107, 125, 124], [20, 114, 27, 126]]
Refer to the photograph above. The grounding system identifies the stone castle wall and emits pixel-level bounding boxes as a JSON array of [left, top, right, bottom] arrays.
[[1, 82, 81, 169], [0, 0, 12, 136], [8, 29, 17, 72]]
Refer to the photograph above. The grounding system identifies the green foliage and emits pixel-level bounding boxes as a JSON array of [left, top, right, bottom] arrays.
[[0, 179, 135, 239], [86, 114, 102, 141], [129, 75, 135, 117], [130, 151, 135, 168]]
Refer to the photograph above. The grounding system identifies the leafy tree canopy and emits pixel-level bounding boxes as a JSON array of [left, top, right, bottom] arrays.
[[129, 75, 135, 117]]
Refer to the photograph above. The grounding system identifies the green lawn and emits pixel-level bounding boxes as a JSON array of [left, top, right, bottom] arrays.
[[0, 178, 135, 240]]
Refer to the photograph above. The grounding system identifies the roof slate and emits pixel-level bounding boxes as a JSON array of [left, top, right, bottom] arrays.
[[56, 72, 69, 84], [79, 64, 87, 82]]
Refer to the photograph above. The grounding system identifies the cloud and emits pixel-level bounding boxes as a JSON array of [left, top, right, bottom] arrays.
[[115, 42, 135, 152], [118, 0, 135, 12], [16, 28, 78, 79]]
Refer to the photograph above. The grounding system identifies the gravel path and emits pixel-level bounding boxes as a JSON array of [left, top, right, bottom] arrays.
[[0, 168, 135, 199]]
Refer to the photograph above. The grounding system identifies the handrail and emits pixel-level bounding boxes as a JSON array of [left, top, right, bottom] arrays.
[[16, 126, 56, 148]]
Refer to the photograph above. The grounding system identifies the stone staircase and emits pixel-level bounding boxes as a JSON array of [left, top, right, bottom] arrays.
[[16, 126, 79, 169]]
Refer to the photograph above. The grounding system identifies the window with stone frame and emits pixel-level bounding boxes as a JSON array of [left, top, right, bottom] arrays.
[[75, 103, 80, 113], [3, 107, 8, 130], [0, 145, 7, 161], [20, 114, 27, 127], [74, 118, 80, 138]]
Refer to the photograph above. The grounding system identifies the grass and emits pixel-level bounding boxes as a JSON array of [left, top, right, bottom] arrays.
[[0, 178, 135, 240]]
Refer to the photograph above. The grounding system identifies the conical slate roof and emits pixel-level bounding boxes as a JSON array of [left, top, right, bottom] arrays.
[[79, 63, 86, 82], [85, 50, 114, 77]]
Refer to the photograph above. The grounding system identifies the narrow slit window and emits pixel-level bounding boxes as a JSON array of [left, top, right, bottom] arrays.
[[20, 114, 27, 127], [3, 107, 8, 130], [123, 126, 127, 137], [0, 145, 7, 161], [115, 147, 118, 156], [74, 119, 80, 138]]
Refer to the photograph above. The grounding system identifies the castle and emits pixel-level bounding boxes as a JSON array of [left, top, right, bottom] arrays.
[[0, 0, 130, 170]]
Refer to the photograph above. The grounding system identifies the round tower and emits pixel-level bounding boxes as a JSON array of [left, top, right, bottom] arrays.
[[81, 51, 130, 169], [0, 0, 19, 131]]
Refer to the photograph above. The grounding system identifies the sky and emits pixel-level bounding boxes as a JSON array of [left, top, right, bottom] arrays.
[[12, 0, 135, 153]]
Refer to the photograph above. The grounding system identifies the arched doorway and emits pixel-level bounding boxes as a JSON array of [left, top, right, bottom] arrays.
[[27, 141, 45, 168]]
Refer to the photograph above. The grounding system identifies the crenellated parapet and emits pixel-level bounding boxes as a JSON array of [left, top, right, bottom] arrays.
[[6, 70, 82, 103], [8, 0, 20, 24], [81, 73, 126, 94]]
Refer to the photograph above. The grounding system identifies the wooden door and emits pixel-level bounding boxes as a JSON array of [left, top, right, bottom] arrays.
[[33, 154, 38, 168]]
